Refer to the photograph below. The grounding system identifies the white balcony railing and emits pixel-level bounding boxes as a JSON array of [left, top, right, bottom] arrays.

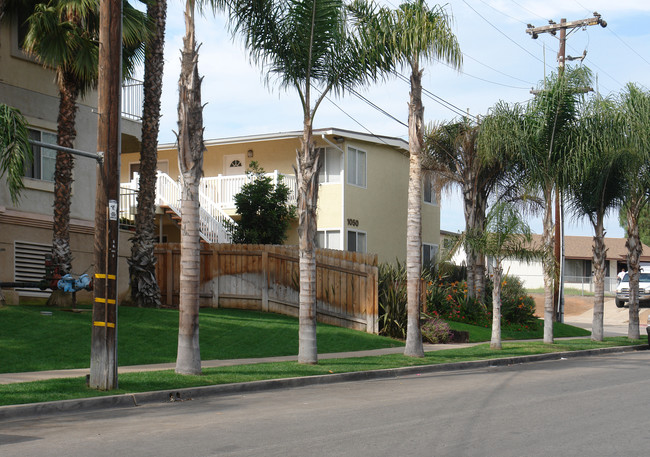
[[119, 170, 296, 243], [201, 171, 297, 208], [121, 78, 143, 121]]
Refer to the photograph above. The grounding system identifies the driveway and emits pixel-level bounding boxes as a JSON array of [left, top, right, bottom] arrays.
[[533, 293, 649, 336]]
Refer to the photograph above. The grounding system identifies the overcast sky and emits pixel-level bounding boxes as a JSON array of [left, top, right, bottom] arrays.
[[147, 0, 650, 239]]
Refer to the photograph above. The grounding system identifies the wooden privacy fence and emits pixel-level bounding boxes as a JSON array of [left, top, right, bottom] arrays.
[[154, 243, 379, 333]]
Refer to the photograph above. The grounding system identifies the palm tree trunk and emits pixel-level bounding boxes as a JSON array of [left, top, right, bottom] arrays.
[[52, 71, 78, 275], [491, 260, 502, 349], [474, 195, 487, 302], [463, 178, 487, 302], [463, 182, 476, 299], [591, 215, 606, 342], [129, 0, 166, 308], [297, 114, 319, 364], [47, 70, 79, 307], [404, 62, 424, 358], [626, 205, 642, 339], [175, 0, 203, 375], [542, 187, 554, 344]]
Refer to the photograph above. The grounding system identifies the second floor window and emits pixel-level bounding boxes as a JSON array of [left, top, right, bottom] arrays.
[[347, 147, 366, 187], [318, 147, 341, 183], [25, 129, 57, 182], [423, 172, 437, 205]]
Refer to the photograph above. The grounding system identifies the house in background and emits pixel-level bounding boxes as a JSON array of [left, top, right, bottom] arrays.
[[119, 128, 441, 264], [0, 12, 142, 303], [500, 235, 650, 292]]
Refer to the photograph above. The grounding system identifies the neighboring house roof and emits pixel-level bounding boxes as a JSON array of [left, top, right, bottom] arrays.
[[530, 234, 650, 263], [158, 127, 409, 152]]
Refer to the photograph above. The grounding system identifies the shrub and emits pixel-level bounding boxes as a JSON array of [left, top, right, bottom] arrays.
[[378, 262, 407, 339], [485, 275, 537, 326], [420, 315, 452, 343], [226, 161, 296, 244]]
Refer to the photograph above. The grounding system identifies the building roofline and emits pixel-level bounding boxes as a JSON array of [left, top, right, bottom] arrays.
[[158, 127, 409, 152]]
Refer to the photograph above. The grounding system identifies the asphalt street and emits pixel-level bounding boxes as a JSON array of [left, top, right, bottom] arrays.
[[2, 350, 650, 457]]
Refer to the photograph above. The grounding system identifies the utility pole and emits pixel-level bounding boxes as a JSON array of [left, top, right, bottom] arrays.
[[526, 13, 607, 323], [90, 0, 122, 390]]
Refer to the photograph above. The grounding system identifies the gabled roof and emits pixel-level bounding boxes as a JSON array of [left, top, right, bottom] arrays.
[[530, 234, 650, 262], [158, 127, 409, 152]]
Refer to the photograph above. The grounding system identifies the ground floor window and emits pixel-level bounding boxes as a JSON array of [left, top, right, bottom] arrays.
[[347, 230, 367, 253], [316, 230, 341, 250], [423, 243, 439, 267]]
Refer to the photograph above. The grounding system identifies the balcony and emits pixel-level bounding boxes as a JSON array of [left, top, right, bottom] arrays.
[[121, 78, 143, 121], [200, 171, 298, 210]]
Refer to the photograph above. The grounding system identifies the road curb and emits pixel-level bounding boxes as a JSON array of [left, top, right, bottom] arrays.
[[1, 344, 647, 421]]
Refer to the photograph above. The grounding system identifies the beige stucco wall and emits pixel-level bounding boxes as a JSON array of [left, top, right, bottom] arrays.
[[0, 16, 141, 300], [121, 133, 441, 265], [342, 140, 440, 263]]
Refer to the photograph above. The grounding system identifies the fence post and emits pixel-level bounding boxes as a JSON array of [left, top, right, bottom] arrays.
[[166, 247, 173, 307], [262, 249, 269, 312]]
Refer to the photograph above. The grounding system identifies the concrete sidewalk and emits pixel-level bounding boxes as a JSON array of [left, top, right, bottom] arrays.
[[0, 343, 478, 385]]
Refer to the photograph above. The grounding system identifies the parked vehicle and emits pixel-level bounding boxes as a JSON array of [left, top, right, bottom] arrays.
[[615, 270, 650, 308]]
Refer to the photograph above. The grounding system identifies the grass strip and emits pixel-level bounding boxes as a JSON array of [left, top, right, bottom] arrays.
[[0, 306, 403, 373], [0, 337, 641, 407], [447, 320, 590, 342]]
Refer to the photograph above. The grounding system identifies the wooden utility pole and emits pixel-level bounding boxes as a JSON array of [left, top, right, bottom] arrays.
[[526, 13, 606, 323], [90, 0, 122, 390]]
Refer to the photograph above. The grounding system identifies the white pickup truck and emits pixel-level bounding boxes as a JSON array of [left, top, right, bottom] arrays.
[[615, 270, 650, 308]]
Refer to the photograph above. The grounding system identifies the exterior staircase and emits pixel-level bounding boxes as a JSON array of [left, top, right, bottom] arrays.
[[120, 172, 235, 243]]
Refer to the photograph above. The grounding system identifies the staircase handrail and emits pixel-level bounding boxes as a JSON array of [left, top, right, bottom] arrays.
[[156, 171, 234, 243]]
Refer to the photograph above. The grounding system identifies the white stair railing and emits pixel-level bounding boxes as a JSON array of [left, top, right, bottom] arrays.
[[155, 171, 235, 243]]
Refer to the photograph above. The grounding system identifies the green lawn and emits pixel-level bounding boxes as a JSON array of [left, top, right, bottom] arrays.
[[0, 337, 642, 406], [0, 305, 404, 373], [447, 320, 591, 343]]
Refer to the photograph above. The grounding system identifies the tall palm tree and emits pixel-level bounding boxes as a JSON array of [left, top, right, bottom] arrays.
[[174, 0, 207, 375], [465, 201, 540, 349], [352, 0, 461, 357], [619, 84, 650, 339], [424, 117, 504, 303], [14, 0, 146, 295], [480, 69, 587, 344], [0, 104, 32, 204], [566, 95, 628, 342], [231, 0, 391, 364], [128, 0, 167, 308]]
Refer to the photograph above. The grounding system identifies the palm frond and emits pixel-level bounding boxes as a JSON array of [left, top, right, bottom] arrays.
[[0, 104, 32, 204]]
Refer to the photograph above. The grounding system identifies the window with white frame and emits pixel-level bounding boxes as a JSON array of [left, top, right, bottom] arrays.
[[24, 128, 57, 182], [317, 147, 341, 183], [422, 243, 439, 266], [347, 146, 366, 187], [347, 230, 367, 253], [316, 230, 341, 250], [423, 172, 437, 205]]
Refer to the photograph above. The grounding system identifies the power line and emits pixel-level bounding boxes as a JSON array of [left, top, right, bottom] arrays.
[[507, 0, 547, 22], [435, 58, 530, 89], [349, 88, 408, 128], [462, 52, 535, 86], [393, 71, 474, 120], [477, 0, 528, 26], [461, 0, 552, 71]]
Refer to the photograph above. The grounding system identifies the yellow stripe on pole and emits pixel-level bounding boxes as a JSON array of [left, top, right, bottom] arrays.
[[94, 297, 116, 304], [95, 274, 116, 280], [93, 321, 115, 328]]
